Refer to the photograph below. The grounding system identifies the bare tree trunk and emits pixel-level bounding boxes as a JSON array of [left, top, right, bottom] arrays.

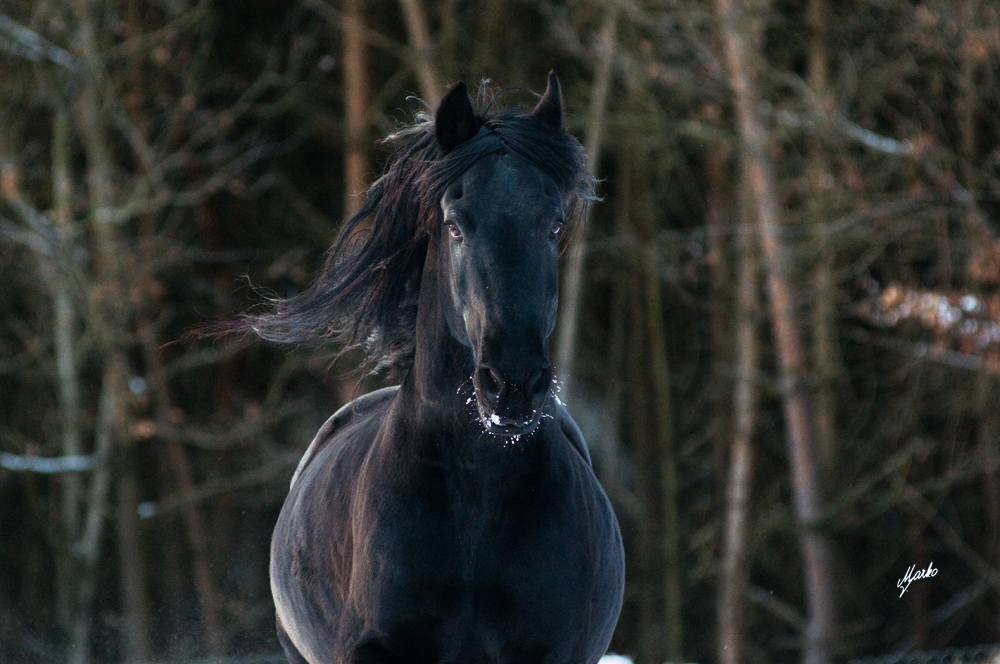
[[907, 509, 928, 649], [438, 0, 459, 77], [633, 297, 658, 664], [68, 357, 122, 664], [74, 5, 118, 277], [613, 155, 657, 664], [160, 511, 189, 659], [68, 4, 123, 661], [343, 0, 369, 218], [957, 3, 998, 637], [718, 180, 761, 664], [48, 103, 84, 635], [714, 0, 837, 662], [958, 0, 982, 190], [470, 0, 506, 77], [116, 469, 153, 663], [601, 158, 635, 507], [988, 416, 1000, 641], [166, 442, 226, 656], [139, 319, 226, 657], [806, 0, 839, 471], [397, 0, 441, 107], [978, 373, 1000, 639], [554, 5, 617, 390], [704, 140, 733, 487], [629, 149, 682, 661], [644, 242, 682, 662]]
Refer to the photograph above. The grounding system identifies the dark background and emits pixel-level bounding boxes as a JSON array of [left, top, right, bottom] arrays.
[[2, 0, 1000, 662]]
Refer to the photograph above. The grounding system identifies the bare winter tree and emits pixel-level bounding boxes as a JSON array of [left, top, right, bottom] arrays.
[[4, 1, 1000, 662], [0, 2, 331, 660], [713, 0, 838, 661]]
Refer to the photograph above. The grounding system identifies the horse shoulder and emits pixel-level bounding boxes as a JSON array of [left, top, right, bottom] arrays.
[[554, 400, 592, 467], [553, 408, 624, 663], [289, 385, 401, 490]]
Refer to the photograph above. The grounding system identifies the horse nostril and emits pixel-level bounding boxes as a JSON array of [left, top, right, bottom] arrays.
[[529, 367, 552, 397], [477, 366, 505, 399]]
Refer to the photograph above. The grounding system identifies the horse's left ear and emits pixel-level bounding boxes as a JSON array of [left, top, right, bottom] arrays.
[[531, 71, 563, 129], [436, 81, 479, 154]]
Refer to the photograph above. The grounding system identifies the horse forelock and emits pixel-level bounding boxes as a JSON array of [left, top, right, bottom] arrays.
[[424, 112, 593, 213]]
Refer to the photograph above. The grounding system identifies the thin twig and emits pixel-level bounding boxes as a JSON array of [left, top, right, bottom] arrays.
[[0, 451, 99, 473], [138, 458, 298, 519]]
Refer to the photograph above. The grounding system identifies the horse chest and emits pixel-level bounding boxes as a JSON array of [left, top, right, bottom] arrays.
[[273, 409, 622, 664], [346, 445, 600, 656], [363, 449, 576, 589]]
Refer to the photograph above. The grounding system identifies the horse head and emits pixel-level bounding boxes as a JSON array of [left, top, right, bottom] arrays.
[[433, 75, 566, 436]]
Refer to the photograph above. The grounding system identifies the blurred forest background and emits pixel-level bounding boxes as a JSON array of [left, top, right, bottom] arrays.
[[2, 0, 1000, 663]]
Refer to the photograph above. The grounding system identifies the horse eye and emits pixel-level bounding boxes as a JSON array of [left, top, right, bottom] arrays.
[[549, 220, 564, 238], [447, 223, 463, 240]]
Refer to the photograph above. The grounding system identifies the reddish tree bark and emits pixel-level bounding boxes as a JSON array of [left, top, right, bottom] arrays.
[[714, 0, 838, 661], [343, 0, 369, 219], [397, 0, 440, 107]]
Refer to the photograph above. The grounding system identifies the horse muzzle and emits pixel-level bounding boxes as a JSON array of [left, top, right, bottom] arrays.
[[473, 362, 552, 436]]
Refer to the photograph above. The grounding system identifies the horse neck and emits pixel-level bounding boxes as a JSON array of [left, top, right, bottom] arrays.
[[405, 235, 475, 410]]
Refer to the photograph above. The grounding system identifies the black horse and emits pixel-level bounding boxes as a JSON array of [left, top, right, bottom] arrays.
[[239, 74, 624, 664]]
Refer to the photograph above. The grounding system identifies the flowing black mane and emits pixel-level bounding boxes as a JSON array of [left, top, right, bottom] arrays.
[[235, 85, 594, 375]]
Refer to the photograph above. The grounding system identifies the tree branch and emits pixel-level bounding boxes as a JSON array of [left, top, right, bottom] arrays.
[[0, 451, 99, 473], [0, 11, 81, 71]]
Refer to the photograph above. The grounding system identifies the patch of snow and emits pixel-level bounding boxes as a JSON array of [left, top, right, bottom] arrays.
[[599, 655, 634, 664]]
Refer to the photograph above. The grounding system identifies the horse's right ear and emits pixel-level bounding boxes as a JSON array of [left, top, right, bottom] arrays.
[[532, 71, 563, 129], [435, 81, 479, 154]]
